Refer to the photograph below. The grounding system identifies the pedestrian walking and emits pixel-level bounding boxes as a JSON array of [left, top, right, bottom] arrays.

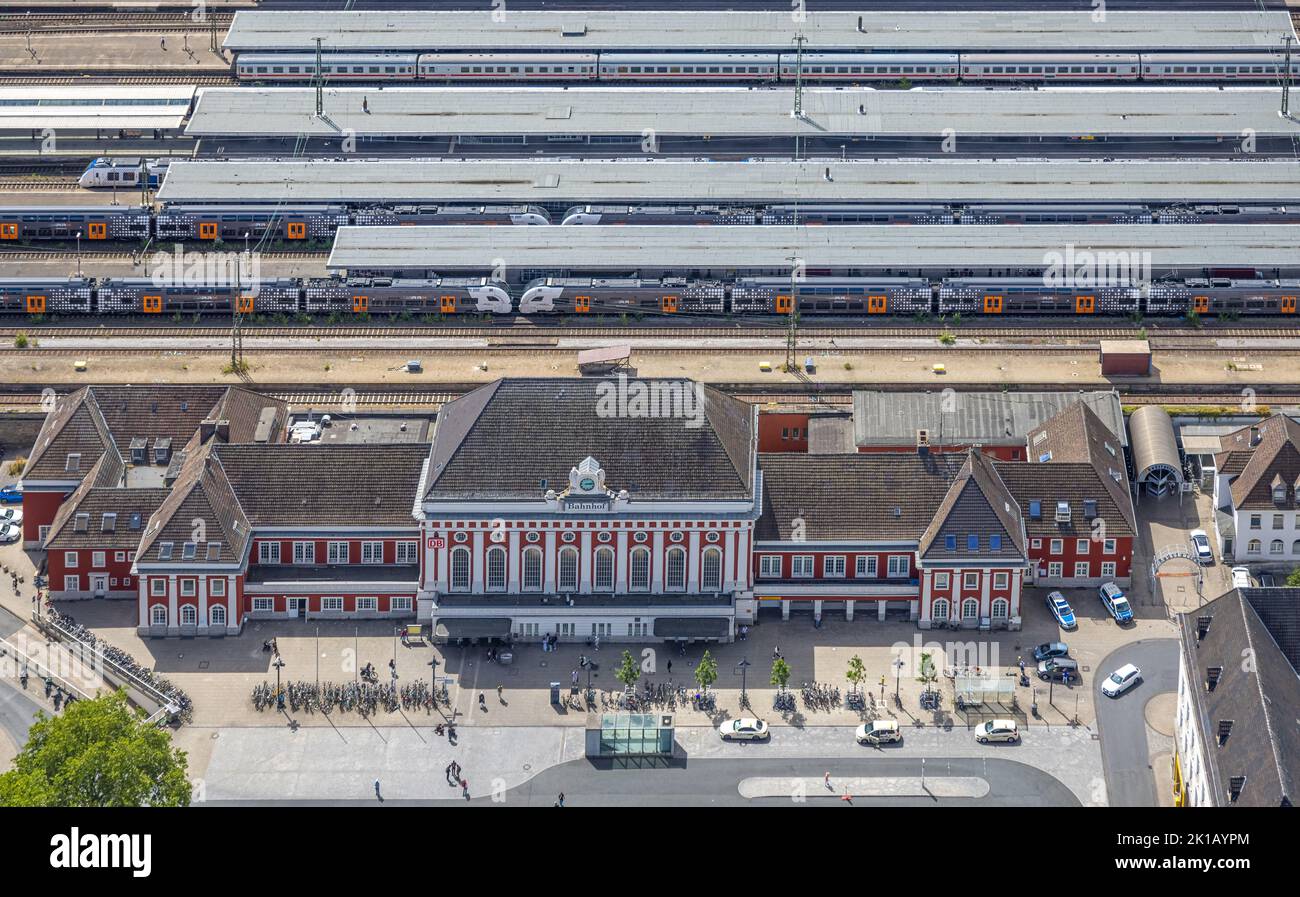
[[497, 684, 504, 702], [571, 669, 579, 687], [478, 692, 487, 710], [840, 788, 853, 805], [444, 762, 453, 784], [1018, 656, 1025, 675], [374, 778, 382, 800], [824, 771, 832, 790], [460, 778, 469, 798], [160, 37, 167, 50], [667, 660, 673, 675], [773, 646, 781, 661], [362, 97, 370, 114], [557, 792, 565, 807]]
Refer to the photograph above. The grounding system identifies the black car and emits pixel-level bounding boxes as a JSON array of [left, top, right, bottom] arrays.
[[1032, 642, 1069, 663]]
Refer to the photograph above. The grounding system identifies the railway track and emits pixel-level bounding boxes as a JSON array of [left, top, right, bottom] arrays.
[[0, 12, 233, 36], [0, 75, 236, 86], [0, 176, 79, 189]]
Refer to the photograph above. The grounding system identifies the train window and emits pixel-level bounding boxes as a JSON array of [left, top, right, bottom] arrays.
[[272, 66, 283, 73], [385, 67, 395, 73], [1213, 67, 1223, 73]]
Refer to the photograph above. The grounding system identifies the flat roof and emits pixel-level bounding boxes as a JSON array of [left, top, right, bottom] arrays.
[[223, 10, 1297, 52], [0, 86, 194, 131], [186, 86, 1300, 139], [158, 157, 1300, 205], [326, 223, 1300, 271]]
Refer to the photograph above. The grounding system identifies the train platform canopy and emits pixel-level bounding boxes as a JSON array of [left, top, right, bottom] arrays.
[[326, 223, 1300, 273], [222, 10, 1297, 52], [0, 86, 194, 133], [186, 86, 1300, 140], [157, 157, 1300, 206]]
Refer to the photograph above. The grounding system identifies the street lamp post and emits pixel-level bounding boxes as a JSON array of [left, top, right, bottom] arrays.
[[273, 656, 286, 712], [736, 658, 751, 710], [428, 656, 439, 716], [893, 656, 905, 702], [75, 231, 82, 277]]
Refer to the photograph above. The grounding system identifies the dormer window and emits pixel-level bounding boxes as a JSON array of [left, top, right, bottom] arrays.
[[206, 542, 222, 561], [73, 513, 89, 533], [158, 542, 174, 561], [65, 453, 81, 473], [182, 542, 197, 560], [130, 437, 147, 464], [153, 437, 172, 465], [1055, 501, 1071, 523], [101, 513, 116, 533]]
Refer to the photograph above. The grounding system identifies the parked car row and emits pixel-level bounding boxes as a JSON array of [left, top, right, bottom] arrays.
[[1045, 581, 1133, 630]]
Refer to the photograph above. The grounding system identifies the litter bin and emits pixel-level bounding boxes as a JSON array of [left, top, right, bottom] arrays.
[[550, 682, 562, 705]]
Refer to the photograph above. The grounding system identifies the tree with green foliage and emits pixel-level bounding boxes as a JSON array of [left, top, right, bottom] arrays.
[[770, 657, 791, 692], [1286, 568, 1300, 588], [845, 655, 866, 696], [615, 650, 640, 691], [916, 652, 939, 695], [0, 691, 190, 807], [694, 650, 718, 693]]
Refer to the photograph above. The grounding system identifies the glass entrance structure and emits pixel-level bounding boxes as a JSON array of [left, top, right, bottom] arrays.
[[589, 713, 674, 758]]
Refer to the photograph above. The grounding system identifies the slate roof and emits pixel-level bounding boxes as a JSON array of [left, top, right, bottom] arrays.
[[1215, 415, 1300, 510], [44, 486, 169, 551], [24, 389, 113, 481], [1178, 588, 1300, 807], [853, 389, 1124, 449], [755, 453, 963, 542], [137, 442, 249, 566], [919, 451, 1027, 562], [423, 378, 756, 502]]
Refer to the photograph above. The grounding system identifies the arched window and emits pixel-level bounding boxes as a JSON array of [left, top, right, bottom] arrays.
[[701, 548, 722, 591], [932, 598, 950, 622], [665, 547, 686, 591], [1248, 539, 1262, 553], [991, 598, 1009, 620], [1292, 540, 1300, 555], [210, 604, 226, 627], [961, 598, 979, 620], [450, 547, 471, 591], [558, 547, 579, 591], [522, 547, 542, 591], [180, 604, 197, 626], [1271, 539, 1285, 555], [630, 547, 650, 592], [486, 546, 506, 591], [150, 604, 167, 626], [594, 547, 615, 591]]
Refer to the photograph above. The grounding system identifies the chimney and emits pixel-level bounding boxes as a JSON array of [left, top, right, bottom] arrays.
[[917, 429, 930, 456], [1250, 425, 1261, 447], [200, 418, 231, 442]]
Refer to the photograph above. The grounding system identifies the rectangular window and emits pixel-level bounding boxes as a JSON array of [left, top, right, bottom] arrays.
[[328, 541, 349, 564], [791, 555, 814, 578], [934, 572, 951, 590], [210, 578, 226, 597], [322, 597, 343, 612], [64, 552, 78, 568], [396, 541, 419, 565], [990, 534, 1002, 551], [887, 555, 909, 578], [1074, 562, 1090, 577], [92, 551, 105, 568], [1101, 562, 1117, 577], [1050, 539, 1063, 555], [1031, 538, 1042, 549], [182, 542, 197, 560], [962, 572, 979, 590], [823, 556, 846, 577], [207, 542, 222, 561], [1250, 515, 1262, 529], [259, 541, 280, 564], [855, 555, 876, 577], [1274, 514, 1285, 529], [115, 551, 126, 562], [945, 534, 957, 551], [356, 597, 377, 612], [361, 541, 383, 564], [180, 580, 196, 597], [293, 542, 315, 565], [64, 575, 80, 592], [993, 572, 1009, 589], [158, 542, 173, 561], [151, 578, 166, 596], [391, 596, 412, 612], [1076, 539, 1090, 554], [253, 597, 273, 612], [759, 555, 782, 578], [1103, 539, 1116, 554], [967, 534, 979, 551], [1049, 562, 1063, 578]]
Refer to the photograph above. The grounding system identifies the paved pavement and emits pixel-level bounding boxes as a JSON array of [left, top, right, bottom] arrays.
[[194, 720, 1101, 805], [1093, 638, 1179, 808], [0, 678, 41, 769]]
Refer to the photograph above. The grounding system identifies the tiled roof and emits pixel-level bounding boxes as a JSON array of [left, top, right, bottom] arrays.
[[1219, 415, 1300, 510], [919, 451, 1026, 562], [755, 452, 964, 542], [995, 462, 1136, 539], [137, 442, 249, 565], [24, 389, 111, 481], [1178, 588, 1300, 807], [215, 444, 428, 526], [44, 485, 169, 550], [424, 378, 755, 502]]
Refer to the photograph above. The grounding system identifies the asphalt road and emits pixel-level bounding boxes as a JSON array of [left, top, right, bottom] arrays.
[[1092, 637, 1179, 808], [0, 677, 42, 758], [209, 755, 1082, 807]]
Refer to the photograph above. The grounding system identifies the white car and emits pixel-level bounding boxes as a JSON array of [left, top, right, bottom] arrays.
[[0, 523, 19, 544], [1231, 566, 1253, 589], [1101, 664, 1141, 698], [975, 719, 1020, 744], [719, 718, 769, 741], [856, 719, 901, 745], [0, 507, 22, 526], [1189, 530, 1214, 565]]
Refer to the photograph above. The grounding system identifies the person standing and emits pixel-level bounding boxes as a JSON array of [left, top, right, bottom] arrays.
[[374, 779, 382, 800]]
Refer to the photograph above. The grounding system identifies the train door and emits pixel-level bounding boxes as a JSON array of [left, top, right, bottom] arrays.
[[661, 295, 678, 313], [87, 222, 107, 241], [198, 222, 219, 241], [775, 294, 793, 314], [1075, 295, 1095, 314], [574, 295, 592, 313], [1192, 295, 1209, 315], [0, 223, 17, 240], [286, 222, 306, 240], [237, 294, 256, 314], [25, 295, 45, 314], [352, 295, 369, 313], [1281, 295, 1297, 314], [142, 294, 163, 314], [867, 295, 888, 314], [982, 294, 1003, 314], [440, 294, 457, 314]]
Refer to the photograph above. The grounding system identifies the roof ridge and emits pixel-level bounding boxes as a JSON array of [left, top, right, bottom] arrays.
[[1239, 594, 1297, 804], [424, 378, 502, 495]]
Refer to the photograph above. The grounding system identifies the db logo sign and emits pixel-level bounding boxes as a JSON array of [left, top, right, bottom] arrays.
[[427, 537, 445, 550]]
